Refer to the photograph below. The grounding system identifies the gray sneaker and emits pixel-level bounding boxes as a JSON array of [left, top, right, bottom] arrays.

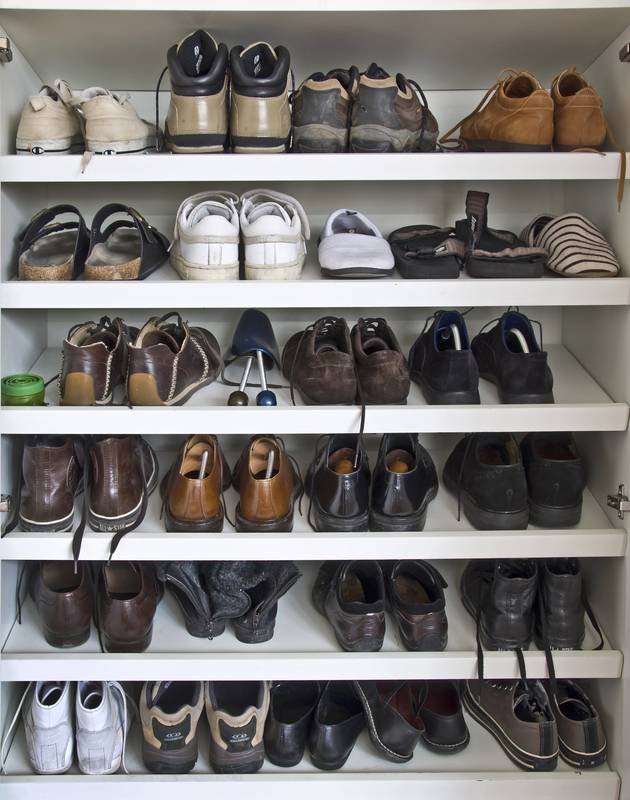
[[76, 681, 129, 775]]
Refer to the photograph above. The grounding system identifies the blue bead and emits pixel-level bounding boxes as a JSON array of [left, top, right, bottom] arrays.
[[256, 390, 277, 406]]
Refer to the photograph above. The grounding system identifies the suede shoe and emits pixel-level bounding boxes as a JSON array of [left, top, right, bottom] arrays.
[[351, 317, 410, 404], [408, 311, 479, 404]]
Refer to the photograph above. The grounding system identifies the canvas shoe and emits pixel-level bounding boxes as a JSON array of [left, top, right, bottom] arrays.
[[72, 87, 157, 154], [240, 189, 310, 280], [164, 29, 229, 153], [318, 209, 394, 278], [170, 191, 240, 280], [22, 681, 74, 774], [16, 79, 83, 154], [229, 42, 291, 153], [75, 681, 129, 775]]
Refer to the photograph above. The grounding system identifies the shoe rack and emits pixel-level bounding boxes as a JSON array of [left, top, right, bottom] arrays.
[[0, 3, 629, 800]]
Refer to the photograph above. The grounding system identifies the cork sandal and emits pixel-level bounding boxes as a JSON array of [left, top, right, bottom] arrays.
[[85, 203, 170, 281], [18, 204, 90, 280]]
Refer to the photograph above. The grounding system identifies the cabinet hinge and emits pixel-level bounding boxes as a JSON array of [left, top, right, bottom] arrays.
[[0, 36, 12, 63], [0, 494, 12, 513], [620, 43, 630, 62], [607, 484, 630, 519]]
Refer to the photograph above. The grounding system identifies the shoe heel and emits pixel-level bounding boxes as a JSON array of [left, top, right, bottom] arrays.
[[103, 629, 152, 653], [43, 626, 90, 649], [61, 372, 97, 406], [127, 373, 165, 405]]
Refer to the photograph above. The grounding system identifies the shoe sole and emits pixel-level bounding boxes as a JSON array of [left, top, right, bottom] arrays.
[[410, 369, 480, 405], [209, 739, 264, 773], [395, 255, 461, 279], [369, 486, 437, 532], [170, 250, 239, 281], [244, 257, 305, 280], [310, 503, 370, 533], [443, 468, 529, 530], [420, 729, 470, 754], [352, 681, 414, 763], [16, 136, 83, 154], [467, 257, 545, 279], [164, 509, 224, 533], [478, 370, 554, 404], [350, 124, 437, 153], [127, 373, 216, 406], [528, 499, 582, 528], [143, 737, 198, 774], [462, 684, 558, 771], [61, 372, 114, 406], [558, 738, 607, 769], [321, 266, 394, 279], [462, 138, 552, 153], [292, 124, 348, 153], [86, 136, 155, 154]]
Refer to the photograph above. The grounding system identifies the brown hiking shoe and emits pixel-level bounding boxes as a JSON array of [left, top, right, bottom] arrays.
[[463, 680, 558, 771], [128, 312, 222, 405], [442, 69, 553, 152], [349, 63, 438, 153], [292, 67, 358, 153]]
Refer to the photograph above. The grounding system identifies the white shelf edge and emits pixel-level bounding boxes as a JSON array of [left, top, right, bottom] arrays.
[[2, 1, 630, 10]]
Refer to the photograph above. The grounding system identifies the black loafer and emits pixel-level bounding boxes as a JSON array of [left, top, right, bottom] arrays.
[[370, 433, 438, 531], [352, 680, 423, 763], [416, 681, 470, 754], [309, 681, 364, 770], [443, 433, 529, 530], [471, 310, 554, 403], [408, 311, 480, 404], [264, 681, 321, 767], [521, 433, 586, 527]]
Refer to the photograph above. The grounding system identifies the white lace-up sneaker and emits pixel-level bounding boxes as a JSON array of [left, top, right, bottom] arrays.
[[240, 189, 310, 280], [76, 681, 129, 775], [318, 208, 394, 278], [170, 191, 240, 280], [22, 681, 74, 774], [16, 80, 83, 155], [72, 88, 157, 154]]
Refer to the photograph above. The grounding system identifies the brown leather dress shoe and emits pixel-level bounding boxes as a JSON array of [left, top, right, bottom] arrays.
[[97, 562, 159, 652], [30, 561, 92, 648], [160, 435, 230, 532], [59, 316, 135, 406], [87, 435, 158, 543], [127, 312, 222, 406], [232, 436, 300, 532], [351, 317, 410, 404], [15, 436, 81, 533]]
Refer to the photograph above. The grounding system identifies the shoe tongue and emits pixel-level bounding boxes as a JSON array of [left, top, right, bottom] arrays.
[[514, 687, 547, 723], [189, 201, 231, 226], [362, 335, 389, 354], [177, 29, 217, 77], [249, 202, 291, 224], [365, 62, 389, 80]]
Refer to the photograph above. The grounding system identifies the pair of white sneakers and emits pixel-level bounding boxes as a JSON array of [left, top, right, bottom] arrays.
[[170, 189, 310, 280], [3, 681, 129, 775]]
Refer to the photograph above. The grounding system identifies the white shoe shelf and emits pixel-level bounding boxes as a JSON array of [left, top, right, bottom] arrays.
[[1, 2, 630, 799]]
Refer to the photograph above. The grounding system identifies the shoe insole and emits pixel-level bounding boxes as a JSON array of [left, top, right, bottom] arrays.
[[394, 574, 430, 605], [536, 441, 577, 461], [104, 563, 141, 599], [328, 447, 357, 474], [331, 211, 375, 237], [385, 448, 414, 473], [341, 572, 366, 603], [21, 230, 77, 267], [43, 562, 82, 593], [86, 228, 141, 267]]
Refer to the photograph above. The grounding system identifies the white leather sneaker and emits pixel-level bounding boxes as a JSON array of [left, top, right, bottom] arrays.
[[318, 208, 394, 278], [76, 681, 129, 775], [170, 191, 240, 280], [16, 80, 83, 154], [72, 88, 157, 154], [240, 189, 310, 280], [23, 681, 74, 774]]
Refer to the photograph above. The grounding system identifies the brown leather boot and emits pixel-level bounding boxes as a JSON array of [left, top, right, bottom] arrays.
[[87, 435, 158, 539], [30, 561, 92, 648], [232, 436, 300, 532], [59, 316, 134, 406], [441, 70, 553, 152], [160, 434, 230, 532], [97, 562, 159, 652], [15, 436, 81, 532]]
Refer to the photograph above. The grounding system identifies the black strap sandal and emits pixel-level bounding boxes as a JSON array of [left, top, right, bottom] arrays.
[[18, 204, 90, 281], [85, 203, 170, 280]]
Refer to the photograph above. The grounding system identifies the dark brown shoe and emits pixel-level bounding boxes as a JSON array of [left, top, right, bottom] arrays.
[[312, 561, 385, 652], [127, 312, 222, 406], [87, 435, 158, 542], [30, 561, 92, 648], [160, 435, 230, 533], [385, 560, 448, 652], [13, 436, 81, 533], [292, 67, 358, 153], [351, 317, 410, 404], [549, 680, 607, 768], [97, 562, 159, 652], [232, 436, 300, 532], [59, 316, 135, 406], [282, 316, 356, 405]]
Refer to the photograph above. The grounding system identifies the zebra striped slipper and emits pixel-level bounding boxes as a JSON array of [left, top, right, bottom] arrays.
[[520, 213, 620, 277]]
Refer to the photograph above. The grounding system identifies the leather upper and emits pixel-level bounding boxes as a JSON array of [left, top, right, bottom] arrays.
[[386, 560, 448, 651], [264, 681, 320, 765], [163, 435, 227, 525], [89, 435, 155, 519], [536, 558, 585, 649], [30, 561, 92, 640], [521, 432, 585, 510], [416, 681, 469, 749], [371, 433, 438, 518], [310, 434, 370, 520], [353, 680, 423, 761], [233, 436, 297, 524], [309, 681, 364, 767], [20, 436, 80, 526], [98, 562, 158, 647]]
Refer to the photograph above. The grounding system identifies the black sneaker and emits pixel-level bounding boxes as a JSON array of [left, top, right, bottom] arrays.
[[443, 433, 529, 529], [408, 311, 480, 404], [471, 310, 554, 404]]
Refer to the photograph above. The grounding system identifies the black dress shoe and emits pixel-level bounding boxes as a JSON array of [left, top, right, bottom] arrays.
[[461, 559, 538, 651], [443, 433, 529, 530], [521, 433, 586, 527], [408, 310, 480, 404], [264, 681, 321, 767], [385, 560, 448, 651], [471, 310, 554, 403], [306, 434, 370, 532], [312, 561, 385, 652], [352, 680, 423, 763], [309, 681, 364, 770], [416, 681, 470, 754], [370, 433, 438, 531], [156, 561, 225, 639]]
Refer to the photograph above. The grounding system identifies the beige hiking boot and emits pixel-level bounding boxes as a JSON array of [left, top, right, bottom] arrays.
[[16, 79, 83, 154], [229, 42, 291, 153], [72, 88, 157, 154]]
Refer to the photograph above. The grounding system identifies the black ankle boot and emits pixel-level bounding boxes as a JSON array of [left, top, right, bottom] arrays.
[[535, 558, 585, 650]]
